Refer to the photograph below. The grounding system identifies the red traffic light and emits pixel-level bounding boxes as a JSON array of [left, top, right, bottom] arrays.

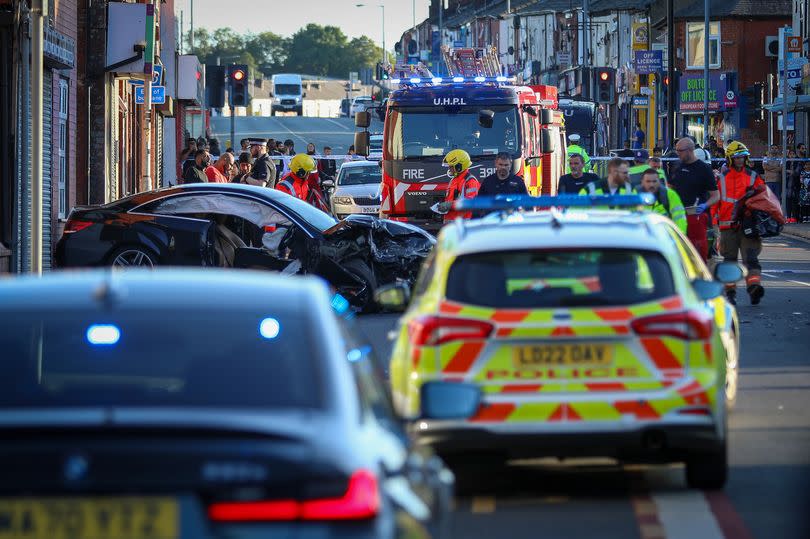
[[599, 71, 609, 81], [232, 70, 245, 81], [663, 76, 670, 86]]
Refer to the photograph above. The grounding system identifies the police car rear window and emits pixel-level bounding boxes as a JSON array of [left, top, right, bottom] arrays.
[[446, 249, 675, 308]]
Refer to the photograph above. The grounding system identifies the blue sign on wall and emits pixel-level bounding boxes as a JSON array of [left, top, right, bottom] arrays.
[[633, 50, 663, 75], [134, 85, 166, 105]]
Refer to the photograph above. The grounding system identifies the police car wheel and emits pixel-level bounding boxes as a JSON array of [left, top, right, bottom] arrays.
[[343, 258, 378, 313], [685, 442, 728, 490]]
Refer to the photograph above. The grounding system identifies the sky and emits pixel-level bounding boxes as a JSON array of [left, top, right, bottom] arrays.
[[174, 0, 431, 51]]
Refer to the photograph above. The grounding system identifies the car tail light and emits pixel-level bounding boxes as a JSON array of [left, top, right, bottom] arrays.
[[631, 310, 713, 340], [207, 469, 379, 522], [63, 219, 94, 234], [409, 315, 494, 346]]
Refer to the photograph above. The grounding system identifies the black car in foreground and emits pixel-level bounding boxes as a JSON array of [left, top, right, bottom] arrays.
[[0, 269, 464, 539], [54, 184, 435, 310]]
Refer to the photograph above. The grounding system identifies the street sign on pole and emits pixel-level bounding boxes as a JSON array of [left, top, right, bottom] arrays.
[[633, 50, 663, 74], [129, 64, 163, 86], [135, 85, 166, 104]]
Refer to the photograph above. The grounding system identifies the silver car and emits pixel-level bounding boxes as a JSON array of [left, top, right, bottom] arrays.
[[330, 161, 382, 219]]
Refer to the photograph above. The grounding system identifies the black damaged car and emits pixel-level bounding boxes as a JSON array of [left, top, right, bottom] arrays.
[[54, 184, 435, 310]]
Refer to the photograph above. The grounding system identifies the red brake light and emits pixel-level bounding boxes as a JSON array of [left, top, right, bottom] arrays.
[[63, 219, 93, 234], [207, 470, 379, 522], [409, 315, 494, 346], [631, 311, 713, 340]]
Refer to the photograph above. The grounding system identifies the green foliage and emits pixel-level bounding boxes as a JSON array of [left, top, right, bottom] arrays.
[[188, 24, 382, 79]]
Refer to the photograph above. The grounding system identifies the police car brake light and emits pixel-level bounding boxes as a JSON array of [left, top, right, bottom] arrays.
[[408, 315, 494, 346], [455, 193, 655, 211], [631, 310, 713, 340]]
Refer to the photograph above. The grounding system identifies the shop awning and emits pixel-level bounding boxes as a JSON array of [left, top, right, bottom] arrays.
[[763, 95, 810, 112]]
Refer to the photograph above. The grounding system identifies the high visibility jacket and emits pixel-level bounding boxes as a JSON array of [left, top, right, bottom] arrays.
[[647, 187, 688, 234], [276, 173, 310, 201], [717, 167, 765, 230], [579, 179, 636, 196], [444, 170, 480, 221], [565, 144, 591, 173], [628, 164, 667, 188]]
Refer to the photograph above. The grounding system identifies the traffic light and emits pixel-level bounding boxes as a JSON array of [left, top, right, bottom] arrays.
[[593, 67, 616, 104], [659, 70, 680, 113], [375, 62, 389, 81], [206, 65, 225, 108], [229, 64, 249, 107]]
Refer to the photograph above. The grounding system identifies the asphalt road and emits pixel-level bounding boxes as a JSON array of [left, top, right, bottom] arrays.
[[355, 235, 810, 539], [208, 115, 384, 155]]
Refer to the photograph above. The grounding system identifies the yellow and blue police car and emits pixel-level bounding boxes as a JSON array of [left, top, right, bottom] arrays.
[[377, 195, 742, 490]]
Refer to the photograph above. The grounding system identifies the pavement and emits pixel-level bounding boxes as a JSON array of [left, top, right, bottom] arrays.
[[783, 223, 810, 242], [356, 236, 810, 539]]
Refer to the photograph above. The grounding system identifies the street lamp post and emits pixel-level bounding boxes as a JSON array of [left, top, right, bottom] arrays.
[[356, 3, 386, 66]]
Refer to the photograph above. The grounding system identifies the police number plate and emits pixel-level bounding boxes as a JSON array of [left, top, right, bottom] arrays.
[[0, 497, 179, 539], [513, 344, 613, 367]]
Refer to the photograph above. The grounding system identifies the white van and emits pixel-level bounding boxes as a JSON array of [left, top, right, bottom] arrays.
[[271, 74, 304, 116]]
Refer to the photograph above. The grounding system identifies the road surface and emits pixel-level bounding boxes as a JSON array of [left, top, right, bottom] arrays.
[[356, 235, 810, 539]]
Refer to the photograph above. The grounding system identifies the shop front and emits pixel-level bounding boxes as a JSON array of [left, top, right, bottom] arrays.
[[678, 72, 738, 147]]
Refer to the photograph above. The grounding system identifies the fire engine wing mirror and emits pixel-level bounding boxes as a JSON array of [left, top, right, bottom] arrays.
[[420, 381, 481, 420], [354, 131, 370, 156], [540, 108, 554, 125], [374, 282, 411, 312], [539, 128, 555, 154], [355, 111, 371, 128], [478, 109, 495, 128]]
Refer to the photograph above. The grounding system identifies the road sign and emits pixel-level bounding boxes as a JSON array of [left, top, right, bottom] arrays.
[[129, 64, 163, 86], [787, 35, 802, 53], [556, 52, 571, 67], [633, 50, 663, 74], [135, 85, 166, 105], [349, 71, 359, 83]]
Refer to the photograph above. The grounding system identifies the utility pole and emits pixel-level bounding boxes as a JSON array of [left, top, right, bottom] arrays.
[[782, 26, 790, 210], [31, 0, 46, 274], [190, 0, 194, 53], [667, 0, 676, 146], [142, 0, 156, 191], [582, 0, 590, 100], [702, 0, 709, 145]]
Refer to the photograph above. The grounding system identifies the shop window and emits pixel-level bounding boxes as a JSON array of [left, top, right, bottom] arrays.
[[686, 22, 720, 70]]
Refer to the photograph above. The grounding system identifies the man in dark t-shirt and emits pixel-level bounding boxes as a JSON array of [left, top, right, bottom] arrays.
[[478, 152, 528, 197], [558, 154, 600, 194]]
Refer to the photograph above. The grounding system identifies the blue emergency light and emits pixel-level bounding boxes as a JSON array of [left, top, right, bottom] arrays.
[[455, 193, 656, 211], [390, 75, 516, 85]]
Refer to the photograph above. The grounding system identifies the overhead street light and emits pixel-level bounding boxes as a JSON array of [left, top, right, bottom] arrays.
[[356, 3, 386, 67]]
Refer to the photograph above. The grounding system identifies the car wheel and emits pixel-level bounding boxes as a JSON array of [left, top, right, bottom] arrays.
[[725, 329, 739, 409], [108, 246, 157, 269], [296, 107, 303, 116], [342, 258, 378, 313], [685, 440, 728, 490]]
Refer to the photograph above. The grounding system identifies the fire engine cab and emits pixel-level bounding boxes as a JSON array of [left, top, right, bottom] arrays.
[[354, 47, 566, 231]]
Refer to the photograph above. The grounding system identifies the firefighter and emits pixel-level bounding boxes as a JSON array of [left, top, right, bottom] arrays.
[[565, 134, 591, 173], [276, 153, 316, 202], [717, 141, 766, 305], [435, 149, 480, 221]]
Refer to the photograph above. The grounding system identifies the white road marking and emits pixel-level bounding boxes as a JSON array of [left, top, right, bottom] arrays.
[[324, 118, 351, 130], [651, 491, 725, 539], [762, 271, 810, 287]]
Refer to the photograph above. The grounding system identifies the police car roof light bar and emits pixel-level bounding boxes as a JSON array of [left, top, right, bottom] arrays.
[[455, 193, 655, 211]]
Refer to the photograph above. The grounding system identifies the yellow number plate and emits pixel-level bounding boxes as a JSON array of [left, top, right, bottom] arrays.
[[0, 497, 178, 539], [513, 344, 613, 367]]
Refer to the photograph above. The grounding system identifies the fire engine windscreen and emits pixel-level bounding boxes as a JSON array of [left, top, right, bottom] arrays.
[[387, 105, 520, 159]]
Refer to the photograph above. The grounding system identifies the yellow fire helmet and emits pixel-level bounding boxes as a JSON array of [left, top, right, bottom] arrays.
[[725, 140, 750, 166], [290, 153, 317, 179], [443, 149, 472, 178]]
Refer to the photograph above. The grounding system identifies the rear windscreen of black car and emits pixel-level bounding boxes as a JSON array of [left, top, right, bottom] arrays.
[[0, 310, 325, 409], [446, 249, 675, 308]]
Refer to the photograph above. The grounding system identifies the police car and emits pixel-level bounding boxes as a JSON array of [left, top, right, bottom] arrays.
[[376, 195, 742, 490]]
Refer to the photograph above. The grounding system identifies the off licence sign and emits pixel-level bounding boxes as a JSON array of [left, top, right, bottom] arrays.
[[633, 50, 662, 74]]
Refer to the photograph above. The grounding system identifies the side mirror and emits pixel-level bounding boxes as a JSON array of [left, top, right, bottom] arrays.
[[478, 109, 495, 128], [373, 282, 410, 311], [321, 179, 335, 188], [355, 111, 371, 128], [714, 261, 746, 284], [692, 278, 725, 301], [354, 131, 370, 157], [539, 128, 555, 154], [540, 108, 554, 125], [420, 382, 481, 420]]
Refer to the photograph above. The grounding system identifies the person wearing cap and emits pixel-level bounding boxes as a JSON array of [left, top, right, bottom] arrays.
[[565, 133, 590, 173], [628, 149, 652, 188], [245, 138, 277, 188], [232, 152, 254, 184]]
